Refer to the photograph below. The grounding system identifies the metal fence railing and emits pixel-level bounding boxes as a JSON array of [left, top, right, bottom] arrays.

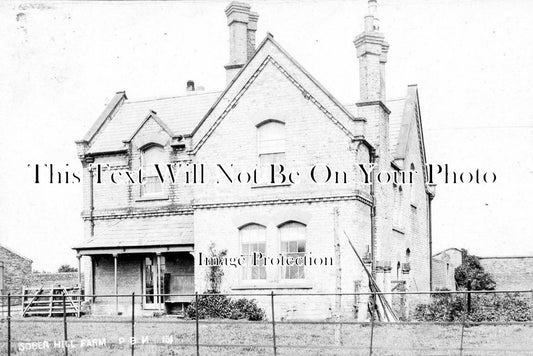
[[1, 289, 533, 355]]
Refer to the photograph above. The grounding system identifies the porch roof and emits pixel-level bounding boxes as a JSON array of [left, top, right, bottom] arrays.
[[73, 215, 194, 255]]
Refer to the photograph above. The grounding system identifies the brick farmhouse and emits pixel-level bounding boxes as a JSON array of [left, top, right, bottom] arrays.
[[74, 1, 435, 318]]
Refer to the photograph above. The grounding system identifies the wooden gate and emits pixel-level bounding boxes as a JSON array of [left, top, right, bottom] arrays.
[[22, 286, 82, 317]]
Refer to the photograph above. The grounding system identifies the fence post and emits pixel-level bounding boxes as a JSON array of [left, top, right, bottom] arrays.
[[195, 292, 199, 356], [369, 292, 374, 356], [271, 291, 277, 356], [131, 293, 135, 356], [7, 294, 11, 356], [459, 292, 466, 356], [63, 292, 68, 356], [466, 281, 472, 314], [459, 317, 465, 356]]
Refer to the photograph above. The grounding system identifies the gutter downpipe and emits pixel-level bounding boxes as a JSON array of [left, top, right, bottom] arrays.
[[428, 192, 433, 291], [369, 148, 377, 276], [87, 157, 95, 237]]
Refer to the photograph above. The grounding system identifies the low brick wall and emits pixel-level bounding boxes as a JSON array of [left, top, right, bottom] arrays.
[[28, 272, 82, 289], [480, 257, 533, 290]]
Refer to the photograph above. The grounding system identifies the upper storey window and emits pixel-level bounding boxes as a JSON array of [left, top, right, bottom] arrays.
[[409, 163, 417, 206], [257, 121, 285, 179], [141, 145, 165, 196], [393, 185, 404, 229]]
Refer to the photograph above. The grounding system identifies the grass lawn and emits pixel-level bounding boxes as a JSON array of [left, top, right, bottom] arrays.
[[0, 317, 532, 355]]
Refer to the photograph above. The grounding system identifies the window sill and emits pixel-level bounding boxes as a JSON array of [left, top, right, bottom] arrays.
[[232, 282, 312, 290], [135, 195, 169, 202], [251, 183, 291, 189]]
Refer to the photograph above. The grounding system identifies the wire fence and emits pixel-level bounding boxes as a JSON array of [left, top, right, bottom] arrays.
[[0, 289, 533, 355]]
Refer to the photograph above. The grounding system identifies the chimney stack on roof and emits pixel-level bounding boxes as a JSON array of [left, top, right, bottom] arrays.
[[224, 2, 259, 84], [354, 0, 389, 102], [186, 80, 195, 92], [247, 11, 259, 59]]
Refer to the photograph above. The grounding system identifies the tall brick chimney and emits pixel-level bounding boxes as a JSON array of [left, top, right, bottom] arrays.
[[354, 0, 389, 102], [224, 2, 259, 84], [354, 0, 392, 269], [247, 11, 259, 59]]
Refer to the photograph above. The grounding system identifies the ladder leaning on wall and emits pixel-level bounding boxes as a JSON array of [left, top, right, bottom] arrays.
[[22, 285, 82, 317]]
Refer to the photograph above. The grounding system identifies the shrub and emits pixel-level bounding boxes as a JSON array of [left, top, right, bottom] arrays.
[[230, 298, 266, 321], [186, 295, 265, 321], [455, 249, 496, 291], [413, 293, 466, 322], [186, 295, 232, 319], [414, 292, 532, 322]]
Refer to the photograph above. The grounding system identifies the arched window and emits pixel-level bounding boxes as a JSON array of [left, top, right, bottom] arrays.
[[409, 163, 416, 205], [141, 145, 166, 196], [393, 185, 404, 228], [257, 121, 285, 179], [240, 224, 266, 280], [279, 222, 306, 279], [396, 261, 401, 280], [406, 248, 411, 262]]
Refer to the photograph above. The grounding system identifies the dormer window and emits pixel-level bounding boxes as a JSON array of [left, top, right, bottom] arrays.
[[257, 120, 285, 180], [141, 145, 165, 196]]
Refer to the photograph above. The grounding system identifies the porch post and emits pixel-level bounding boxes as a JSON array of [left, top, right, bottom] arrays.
[[89, 256, 95, 302], [156, 253, 162, 313], [113, 253, 118, 315], [77, 255, 82, 286]]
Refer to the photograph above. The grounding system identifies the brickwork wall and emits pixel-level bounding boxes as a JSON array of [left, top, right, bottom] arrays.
[[480, 257, 533, 290], [92, 254, 143, 315], [0, 246, 32, 297], [28, 272, 80, 288], [194, 201, 371, 320], [432, 248, 463, 291], [390, 111, 431, 292], [193, 60, 371, 204], [432, 259, 456, 291]]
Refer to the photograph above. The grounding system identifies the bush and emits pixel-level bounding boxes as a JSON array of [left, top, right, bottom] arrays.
[[414, 292, 532, 322], [186, 295, 265, 321], [229, 298, 265, 321], [455, 250, 496, 291]]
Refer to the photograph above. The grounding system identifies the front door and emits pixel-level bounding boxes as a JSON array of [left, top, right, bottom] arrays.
[[142, 256, 165, 309]]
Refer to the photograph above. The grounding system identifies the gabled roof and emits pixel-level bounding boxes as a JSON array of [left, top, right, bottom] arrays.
[[345, 98, 405, 156], [0, 243, 33, 263], [394, 85, 426, 163], [189, 34, 365, 154], [433, 247, 463, 257], [86, 91, 221, 154], [124, 110, 174, 143], [81, 35, 425, 160]]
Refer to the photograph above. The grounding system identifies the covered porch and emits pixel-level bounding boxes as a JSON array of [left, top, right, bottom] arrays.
[[74, 243, 195, 316]]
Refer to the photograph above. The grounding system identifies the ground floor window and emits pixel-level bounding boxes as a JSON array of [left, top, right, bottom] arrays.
[[240, 224, 267, 280], [279, 222, 306, 279]]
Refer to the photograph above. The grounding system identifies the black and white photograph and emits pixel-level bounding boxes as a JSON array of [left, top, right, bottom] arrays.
[[0, 0, 532, 354]]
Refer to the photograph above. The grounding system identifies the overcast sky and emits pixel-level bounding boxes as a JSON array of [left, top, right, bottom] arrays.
[[0, 0, 531, 271]]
